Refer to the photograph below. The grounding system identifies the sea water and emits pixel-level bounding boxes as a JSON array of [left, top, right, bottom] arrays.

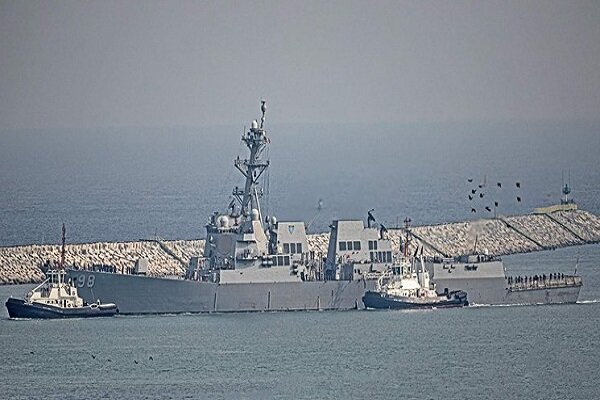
[[0, 122, 599, 399], [0, 279, 599, 399]]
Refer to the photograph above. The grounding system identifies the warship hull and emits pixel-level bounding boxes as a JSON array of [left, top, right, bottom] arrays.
[[67, 269, 580, 315], [67, 269, 377, 314]]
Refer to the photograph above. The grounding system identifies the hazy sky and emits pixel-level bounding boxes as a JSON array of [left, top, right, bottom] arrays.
[[1, 0, 599, 129]]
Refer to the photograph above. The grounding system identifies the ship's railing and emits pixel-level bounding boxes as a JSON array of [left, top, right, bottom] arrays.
[[507, 275, 582, 291], [426, 254, 501, 264]]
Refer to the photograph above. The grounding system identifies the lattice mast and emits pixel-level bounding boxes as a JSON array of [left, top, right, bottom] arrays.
[[232, 100, 269, 223]]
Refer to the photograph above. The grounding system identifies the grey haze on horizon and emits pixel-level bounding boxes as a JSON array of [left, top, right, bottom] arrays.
[[1, 0, 599, 131]]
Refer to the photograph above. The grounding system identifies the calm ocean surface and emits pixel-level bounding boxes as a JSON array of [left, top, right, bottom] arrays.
[[1, 122, 599, 399]]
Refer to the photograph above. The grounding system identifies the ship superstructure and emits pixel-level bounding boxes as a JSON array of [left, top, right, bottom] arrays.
[[204, 101, 271, 271], [193, 101, 313, 284], [325, 219, 393, 280]]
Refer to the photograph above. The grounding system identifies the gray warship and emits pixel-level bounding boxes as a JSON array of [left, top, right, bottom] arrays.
[[66, 102, 582, 314]]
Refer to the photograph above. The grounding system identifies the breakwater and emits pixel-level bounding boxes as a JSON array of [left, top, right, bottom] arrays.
[[1, 209, 599, 285]]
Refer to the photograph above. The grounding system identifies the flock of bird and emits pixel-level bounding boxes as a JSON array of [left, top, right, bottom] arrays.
[[30, 350, 155, 365], [89, 353, 154, 364], [467, 177, 523, 214]]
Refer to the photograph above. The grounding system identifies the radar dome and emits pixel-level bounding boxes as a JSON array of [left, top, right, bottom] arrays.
[[250, 209, 260, 221], [217, 215, 230, 228]]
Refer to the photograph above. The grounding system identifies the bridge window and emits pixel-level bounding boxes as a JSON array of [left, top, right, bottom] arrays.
[[353, 241, 361, 250], [290, 243, 297, 254], [347, 241, 353, 251], [284, 256, 290, 266], [339, 241, 347, 251], [284, 243, 290, 253], [297, 243, 303, 253]]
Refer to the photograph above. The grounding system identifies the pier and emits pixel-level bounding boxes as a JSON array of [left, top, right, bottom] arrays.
[[1, 209, 599, 285]]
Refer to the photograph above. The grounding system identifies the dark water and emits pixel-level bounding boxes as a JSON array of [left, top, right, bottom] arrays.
[[1, 121, 599, 399]]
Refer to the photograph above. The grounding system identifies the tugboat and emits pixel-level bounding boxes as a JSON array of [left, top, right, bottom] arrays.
[[362, 252, 468, 310], [5, 224, 118, 319], [363, 219, 468, 310]]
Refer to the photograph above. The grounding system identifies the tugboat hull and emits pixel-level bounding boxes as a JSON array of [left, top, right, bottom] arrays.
[[5, 298, 118, 319], [362, 290, 468, 310]]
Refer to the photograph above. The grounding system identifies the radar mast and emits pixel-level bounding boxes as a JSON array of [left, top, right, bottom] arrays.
[[233, 100, 270, 224], [203, 100, 273, 272]]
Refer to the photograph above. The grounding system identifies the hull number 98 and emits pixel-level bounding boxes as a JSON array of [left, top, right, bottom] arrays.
[[75, 274, 95, 288]]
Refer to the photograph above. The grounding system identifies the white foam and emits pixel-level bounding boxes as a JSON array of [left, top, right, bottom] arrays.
[[576, 299, 600, 304]]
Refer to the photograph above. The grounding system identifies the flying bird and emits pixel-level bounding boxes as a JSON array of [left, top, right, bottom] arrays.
[[497, 182, 502, 188], [471, 208, 477, 213], [478, 184, 483, 189], [517, 196, 522, 202], [471, 189, 477, 194], [516, 182, 521, 188], [91, 354, 96, 359], [149, 356, 154, 361], [494, 201, 499, 207], [468, 195, 473, 201], [485, 206, 492, 212], [134, 360, 139, 365], [467, 178, 473, 183], [479, 193, 484, 198]]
